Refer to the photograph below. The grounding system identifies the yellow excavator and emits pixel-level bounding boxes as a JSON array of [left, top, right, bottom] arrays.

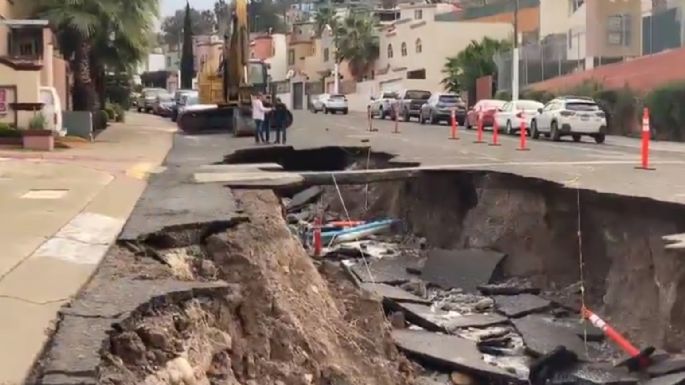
[[177, 0, 292, 135]]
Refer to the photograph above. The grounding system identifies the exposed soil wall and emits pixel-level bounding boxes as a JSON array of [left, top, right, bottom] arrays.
[[322, 171, 685, 352], [99, 190, 413, 385]]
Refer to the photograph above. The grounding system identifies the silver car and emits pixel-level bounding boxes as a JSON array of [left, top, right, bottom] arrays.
[[137, 88, 166, 113]]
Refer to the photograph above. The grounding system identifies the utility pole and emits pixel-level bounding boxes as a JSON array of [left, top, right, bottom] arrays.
[[511, 0, 519, 101]]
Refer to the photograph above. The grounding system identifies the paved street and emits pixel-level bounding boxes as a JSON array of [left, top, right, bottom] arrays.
[[0, 113, 174, 385], [270, 110, 685, 204]]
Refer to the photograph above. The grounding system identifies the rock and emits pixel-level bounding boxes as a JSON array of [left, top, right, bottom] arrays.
[[287, 186, 322, 212], [198, 259, 218, 278], [401, 279, 428, 298], [421, 249, 506, 292], [474, 298, 494, 311], [388, 311, 407, 328], [208, 328, 232, 351], [450, 372, 478, 385], [137, 326, 170, 350], [360, 282, 431, 305], [111, 331, 148, 365]]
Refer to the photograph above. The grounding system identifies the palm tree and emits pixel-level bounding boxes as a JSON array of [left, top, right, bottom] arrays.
[[442, 37, 507, 99], [314, 7, 338, 36], [334, 13, 379, 81], [36, 0, 158, 110]]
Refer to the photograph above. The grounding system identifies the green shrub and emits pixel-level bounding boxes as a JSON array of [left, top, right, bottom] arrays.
[[494, 90, 511, 101], [29, 112, 47, 130], [645, 82, 685, 141], [520, 89, 556, 103], [104, 104, 116, 121], [93, 110, 109, 131], [0, 123, 20, 137], [112, 103, 126, 122]]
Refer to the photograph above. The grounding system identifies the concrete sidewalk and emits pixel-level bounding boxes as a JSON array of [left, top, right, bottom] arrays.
[[0, 113, 174, 385]]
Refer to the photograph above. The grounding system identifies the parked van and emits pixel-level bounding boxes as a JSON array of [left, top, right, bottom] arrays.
[[39, 87, 65, 136]]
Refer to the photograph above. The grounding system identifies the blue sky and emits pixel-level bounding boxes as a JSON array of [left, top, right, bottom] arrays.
[[161, 0, 215, 16]]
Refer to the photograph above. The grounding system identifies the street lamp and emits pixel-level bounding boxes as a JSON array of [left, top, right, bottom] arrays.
[[512, 0, 519, 101]]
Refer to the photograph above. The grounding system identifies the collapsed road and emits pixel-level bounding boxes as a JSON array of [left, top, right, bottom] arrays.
[[26, 125, 685, 385]]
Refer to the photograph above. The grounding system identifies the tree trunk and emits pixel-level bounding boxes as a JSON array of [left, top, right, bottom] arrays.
[[72, 40, 98, 111]]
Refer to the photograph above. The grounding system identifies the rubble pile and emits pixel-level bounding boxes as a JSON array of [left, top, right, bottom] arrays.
[[284, 185, 685, 385]]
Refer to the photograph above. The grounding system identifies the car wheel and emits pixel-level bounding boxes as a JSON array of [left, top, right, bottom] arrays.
[[572, 134, 581, 142], [137, 107, 142, 113], [594, 134, 606, 144], [531, 120, 540, 139], [551, 121, 561, 141], [343, 108, 348, 115], [430, 111, 437, 125], [419, 112, 425, 124], [324, 108, 329, 114], [506, 120, 513, 135]]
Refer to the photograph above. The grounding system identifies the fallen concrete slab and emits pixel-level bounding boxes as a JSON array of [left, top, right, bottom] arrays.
[[478, 283, 541, 295], [648, 355, 685, 377], [512, 315, 590, 361], [197, 162, 284, 172], [389, 301, 508, 332], [286, 186, 322, 212], [644, 372, 685, 385], [360, 282, 430, 305], [351, 254, 417, 284], [193, 171, 305, 187], [493, 294, 552, 318], [421, 249, 506, 292], [392, 329, 522, 383], [550, 318, 604, 342], [570, 363, 638, 385]]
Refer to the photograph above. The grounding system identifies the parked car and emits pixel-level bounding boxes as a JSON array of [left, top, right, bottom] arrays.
[[419, 93, 467, 125], [309, 94, 327, 113], [152, 92, 174, 117], [176, 94, 201, 125], [39, 86, 65, 136], [530, 96, 607, 143], [368, 91, 398, 119], [466, 99, 507, 129], [138, 88, 166, 113], [323, 94, 349, 114], [393, 89, 432, 121], [493, 99, 544, 135], [171, 89, 198, 122]]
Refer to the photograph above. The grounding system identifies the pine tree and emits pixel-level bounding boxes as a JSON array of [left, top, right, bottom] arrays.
[[180, 1, 194, 89]]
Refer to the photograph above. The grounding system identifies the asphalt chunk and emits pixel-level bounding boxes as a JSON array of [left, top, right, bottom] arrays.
[[493, 294, 552, 318], [512, 315, 590, 361], [360, 282, 431, 304], [421, 249, 506, 292]]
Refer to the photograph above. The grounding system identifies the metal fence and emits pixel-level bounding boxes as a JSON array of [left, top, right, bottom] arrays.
[[495, 5, 685, 93]]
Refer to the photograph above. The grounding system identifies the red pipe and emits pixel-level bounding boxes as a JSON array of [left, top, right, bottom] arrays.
[[313, 216, 322, 257]]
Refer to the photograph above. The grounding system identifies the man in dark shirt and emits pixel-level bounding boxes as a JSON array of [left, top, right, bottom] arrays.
[[272, 98, 289, 144]]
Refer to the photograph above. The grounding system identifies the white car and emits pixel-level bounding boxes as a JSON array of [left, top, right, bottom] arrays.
[[494, 99, 544, 135], [309, 94, 327, 113], [368, 91, 398, 119], [530, 97, 607, 143], [39, 86, 65, 136], [323, 94, 348, 114]]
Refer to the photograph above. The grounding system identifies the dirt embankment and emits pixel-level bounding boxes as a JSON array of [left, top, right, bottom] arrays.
[[322, 171, 685, 352], [99, 190, 414, 385]]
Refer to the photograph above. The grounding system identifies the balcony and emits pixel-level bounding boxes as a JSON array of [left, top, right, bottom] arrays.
[[0, 19, 48, 70]]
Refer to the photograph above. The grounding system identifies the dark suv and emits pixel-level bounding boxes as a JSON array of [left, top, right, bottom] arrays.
[[393, 89, 431, 122]]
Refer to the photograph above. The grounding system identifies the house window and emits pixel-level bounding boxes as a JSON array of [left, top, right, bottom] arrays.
[[401, 42, 407, 56], [288, 49, 295, 65], [415, 38, 422, 53], [388, 44, 393, 58], [607, 14, 632, 46], [414, 9, 423, 20], [324, 47, 330, 62], [568, 30, 573, 49]]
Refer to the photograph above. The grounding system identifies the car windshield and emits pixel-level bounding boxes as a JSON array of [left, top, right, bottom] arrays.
[[516, 101, 543, 110], [158, 94, 173, 102], [405, 90, 431, 100], [144, 90, 163, 97], [184, 95, 199, 105], [566, 102, 599, 111], [330, 94, 345, 100], [382, 92, 398, 99], [439, 95, 460, 103]]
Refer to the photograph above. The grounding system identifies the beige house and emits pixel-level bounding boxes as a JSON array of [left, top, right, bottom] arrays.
[[0, 0, 70, 129], [373, 3, 512, 93], [539, 0, 642, 68]]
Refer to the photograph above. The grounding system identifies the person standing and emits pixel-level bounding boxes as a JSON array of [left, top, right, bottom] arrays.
[[273, 98, 289, 144], [251, 93, 271, 143]]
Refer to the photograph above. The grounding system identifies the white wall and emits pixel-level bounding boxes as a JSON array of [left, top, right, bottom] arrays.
[[566, 2, 587, 61], [539, 0, 572, 38], [267, 34, 289, 82]]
